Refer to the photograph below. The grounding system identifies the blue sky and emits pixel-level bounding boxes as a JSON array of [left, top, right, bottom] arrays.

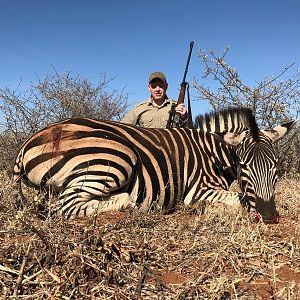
[[0, 0, 299, 118]]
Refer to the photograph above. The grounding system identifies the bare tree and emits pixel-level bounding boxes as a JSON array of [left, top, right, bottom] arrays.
[[193, 47, 300, 175], [0, 70, 128, 171], [194, 47, 300, 124]]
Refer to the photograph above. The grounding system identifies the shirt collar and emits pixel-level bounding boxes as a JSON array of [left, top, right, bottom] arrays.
[[147, 96, 171, 107]]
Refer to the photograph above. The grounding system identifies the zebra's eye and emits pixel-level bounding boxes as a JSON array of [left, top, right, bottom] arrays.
[[239, 162, 251, 174], [239, 161, 248, 168]]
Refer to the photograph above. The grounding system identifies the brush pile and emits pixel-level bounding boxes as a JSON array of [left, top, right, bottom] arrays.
[[0, 171, 299, 299]]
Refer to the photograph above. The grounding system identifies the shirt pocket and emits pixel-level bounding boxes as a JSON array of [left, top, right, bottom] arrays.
[[140, 115, 154, 127]]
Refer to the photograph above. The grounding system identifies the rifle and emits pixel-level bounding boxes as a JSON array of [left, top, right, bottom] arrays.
[[166, 41, 194, 129]]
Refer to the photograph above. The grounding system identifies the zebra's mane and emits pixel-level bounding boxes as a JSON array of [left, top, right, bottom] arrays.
[[194, 107, 260, 139]]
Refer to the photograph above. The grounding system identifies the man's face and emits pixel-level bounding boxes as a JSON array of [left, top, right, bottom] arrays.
[[148, 79, 168, 103]]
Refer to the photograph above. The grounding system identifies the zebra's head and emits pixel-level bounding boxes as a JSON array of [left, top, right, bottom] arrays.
[[195, 107, 295, 224], [221, 121, 295, 223]]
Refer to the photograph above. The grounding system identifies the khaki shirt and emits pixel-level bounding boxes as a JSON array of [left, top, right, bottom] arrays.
[[121, 97, 177, 128]]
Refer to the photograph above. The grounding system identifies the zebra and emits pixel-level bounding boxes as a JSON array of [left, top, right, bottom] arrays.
[[13, 107, 295, 223]]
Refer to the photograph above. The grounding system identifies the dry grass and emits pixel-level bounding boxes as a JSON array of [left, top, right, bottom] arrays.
[[0, 171, 299, 299]]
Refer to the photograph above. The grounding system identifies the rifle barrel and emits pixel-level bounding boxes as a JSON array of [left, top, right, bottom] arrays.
[[182, 41, 194, 83]]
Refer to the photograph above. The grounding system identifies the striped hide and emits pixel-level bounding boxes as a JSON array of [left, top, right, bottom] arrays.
[[13, 107, 295, 223]]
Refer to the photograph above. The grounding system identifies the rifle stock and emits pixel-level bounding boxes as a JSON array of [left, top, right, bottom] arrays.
[[177, 82, 187, 106]]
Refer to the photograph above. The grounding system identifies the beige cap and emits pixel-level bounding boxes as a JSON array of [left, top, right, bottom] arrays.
[[148, 71, 167, 84]]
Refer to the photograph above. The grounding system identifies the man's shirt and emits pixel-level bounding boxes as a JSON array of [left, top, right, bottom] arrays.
[[121, 97, 176, 128]]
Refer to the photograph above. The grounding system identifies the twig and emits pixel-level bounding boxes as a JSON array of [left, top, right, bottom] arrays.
[[13, 242, 31, 298], [19, 218, 50, 249], [0, 264, 20, 276], [135, 266, 146, 297], [21, 270, 43, 284]]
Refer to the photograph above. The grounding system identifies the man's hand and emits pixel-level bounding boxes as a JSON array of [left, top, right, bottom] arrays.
[[175, 103, 187, 119]]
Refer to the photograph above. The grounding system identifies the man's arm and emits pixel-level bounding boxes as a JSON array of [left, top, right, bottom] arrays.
[[121, 108, 139, 125]]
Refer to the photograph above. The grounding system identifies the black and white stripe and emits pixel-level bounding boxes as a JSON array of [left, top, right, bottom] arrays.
[[13, 107, 294, 222]]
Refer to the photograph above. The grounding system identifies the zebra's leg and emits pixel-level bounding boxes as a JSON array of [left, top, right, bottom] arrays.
[[65, 192, 136, 219], [52, 160, 140, 218], [184, 187, 241, 207], [55, 188, 136, 219]]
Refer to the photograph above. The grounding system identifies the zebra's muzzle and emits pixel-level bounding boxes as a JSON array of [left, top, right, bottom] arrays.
[[254, 212, 280, 224], [254, 197, 280, 224]]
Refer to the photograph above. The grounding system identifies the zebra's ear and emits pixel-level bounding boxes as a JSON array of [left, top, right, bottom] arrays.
[[212, 131, 248, 146], [262, 121, 296, 142]]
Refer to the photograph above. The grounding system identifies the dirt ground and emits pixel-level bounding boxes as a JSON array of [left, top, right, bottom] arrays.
[[0, 174, 299, 299]]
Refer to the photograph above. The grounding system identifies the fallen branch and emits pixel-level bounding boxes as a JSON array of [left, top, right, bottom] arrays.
[[13, 242, 31, 298]]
